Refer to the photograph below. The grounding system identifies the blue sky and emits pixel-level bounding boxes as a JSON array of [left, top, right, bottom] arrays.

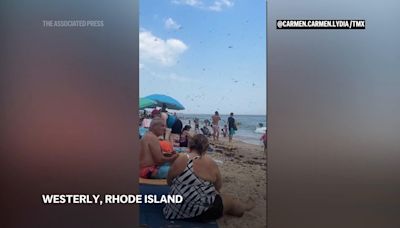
[[139, 0, 266, 115]]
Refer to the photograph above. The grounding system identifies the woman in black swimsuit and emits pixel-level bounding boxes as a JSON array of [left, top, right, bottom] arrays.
[[179, 125, 191, 147], [164, 134, 255, 221]]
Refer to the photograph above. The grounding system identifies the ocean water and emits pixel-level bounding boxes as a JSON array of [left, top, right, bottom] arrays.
[[179, 114, 267, 145]]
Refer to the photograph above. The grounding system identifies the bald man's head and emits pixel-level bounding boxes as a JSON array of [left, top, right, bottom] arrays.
[[150, 117, 166, 137]]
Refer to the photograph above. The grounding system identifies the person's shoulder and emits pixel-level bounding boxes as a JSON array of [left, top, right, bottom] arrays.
[[177, 153, 188, 162], [206, 156, 220, 175], [203, 154, 217, 165], [141, 134, 154, 147], [141, 133, 150, 141], [144, 132, 158, 142], [172, 153, 188, 168]]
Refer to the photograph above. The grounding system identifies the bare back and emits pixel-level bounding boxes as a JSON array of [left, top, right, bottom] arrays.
[[192, 155, 218, 182], [167, 153, 222, 190], [139, 132, 162, 168], [161, 112, 168, 126], [212, 115, 221, 125]]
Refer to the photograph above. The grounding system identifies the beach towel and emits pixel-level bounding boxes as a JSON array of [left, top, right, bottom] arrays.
[[139, 184, 219, 228], [139, 127, 148, 138], [154, 163, 170, 179], [140, 163, 170, 179]]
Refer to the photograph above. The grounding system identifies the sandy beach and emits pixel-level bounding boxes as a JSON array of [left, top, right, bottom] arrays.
[[208, 137, 267, 228]]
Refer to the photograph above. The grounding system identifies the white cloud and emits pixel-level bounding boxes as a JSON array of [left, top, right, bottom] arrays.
[[209, 0, 234, 11], [165, 18, 182, 30], [140, 30, 188, 66], [162, 73, 192, 82], [172, 0, 234, 12], [172, 0, 203, 7]]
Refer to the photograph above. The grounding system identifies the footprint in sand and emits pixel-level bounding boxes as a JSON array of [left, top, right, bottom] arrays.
[[223, 176, 235, 183], [245, 197, 256, 211]]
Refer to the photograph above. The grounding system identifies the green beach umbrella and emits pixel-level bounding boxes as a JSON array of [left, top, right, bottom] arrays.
[[139, 97, 156, 110]]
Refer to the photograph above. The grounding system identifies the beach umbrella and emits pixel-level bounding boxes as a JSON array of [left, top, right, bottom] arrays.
[[139, 97, 157, 110], [144, 94, 185, 110]]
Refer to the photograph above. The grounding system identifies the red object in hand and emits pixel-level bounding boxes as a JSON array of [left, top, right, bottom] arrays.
[[160, 140, 174, 153]]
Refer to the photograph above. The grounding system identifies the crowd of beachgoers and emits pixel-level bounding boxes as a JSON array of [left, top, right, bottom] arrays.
[[139, 105, 267, 227]]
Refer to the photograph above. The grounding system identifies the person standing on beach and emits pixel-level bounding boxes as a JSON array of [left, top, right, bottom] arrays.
[[211, 111, 221, 141], [260, 130, 267, 151], [222, 124, 228, 138], [160, 103, 170, 140], [228, 112, 237, 143], [169, 117, 183, 147], [194, 118, 200, 133], [151, 108, 160, 118]]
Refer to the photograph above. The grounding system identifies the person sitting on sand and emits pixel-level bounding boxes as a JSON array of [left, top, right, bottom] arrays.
[[211, 111, 221, 141], [139, 117, 178, 179], [163, 134, 254, 221], [179, 125, 191, 147], [201, 126, 211, 137]]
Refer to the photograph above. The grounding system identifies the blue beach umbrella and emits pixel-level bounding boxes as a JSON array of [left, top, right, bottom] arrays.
[[144, 94, 185, 110], [139, 97, 157, 110]]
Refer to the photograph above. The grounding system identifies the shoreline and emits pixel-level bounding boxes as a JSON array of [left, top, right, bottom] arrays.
[[233, 136, 264, 146], [185, 122, 265, 146]]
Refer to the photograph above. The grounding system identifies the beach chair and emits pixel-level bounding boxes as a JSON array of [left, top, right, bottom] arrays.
[[139, 178, 219, 228]]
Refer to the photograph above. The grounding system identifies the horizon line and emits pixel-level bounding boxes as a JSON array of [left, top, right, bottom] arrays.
[[174, 113, 267, 116]]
